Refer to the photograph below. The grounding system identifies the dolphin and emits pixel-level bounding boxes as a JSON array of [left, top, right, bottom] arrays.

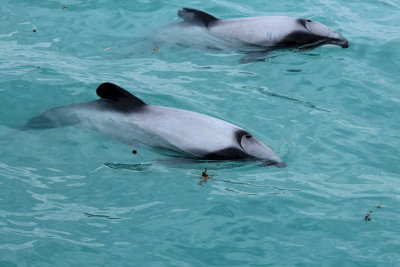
[[152, 8, 349, 62], [26, 83, 286, 167]]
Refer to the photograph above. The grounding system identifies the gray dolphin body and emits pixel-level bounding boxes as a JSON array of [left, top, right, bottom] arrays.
[[153, 8, 348, 62], [27, 83, 286, 167]]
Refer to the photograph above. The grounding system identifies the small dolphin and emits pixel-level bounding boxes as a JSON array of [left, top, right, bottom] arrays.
[[26, 83, 286, 167], [152, 8, 349, 62]]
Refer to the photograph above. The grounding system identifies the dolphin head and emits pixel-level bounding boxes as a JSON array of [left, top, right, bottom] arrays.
[[238, 132, 286, 168], [297, 18, 349, 48], [279, 18, 349, 49]]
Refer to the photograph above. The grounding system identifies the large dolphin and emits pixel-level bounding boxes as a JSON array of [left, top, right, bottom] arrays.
[[26, 83, 286, 167], [152, 8, 349, 62]]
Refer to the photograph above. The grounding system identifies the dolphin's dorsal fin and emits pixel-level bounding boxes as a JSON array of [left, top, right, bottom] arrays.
[[96, 82, 146, 111], [178, 8, 219, 27]]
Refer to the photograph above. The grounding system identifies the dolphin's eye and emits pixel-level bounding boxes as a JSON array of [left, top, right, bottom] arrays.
[[307, 20, 312, 22], [245, 134, 252, 139]]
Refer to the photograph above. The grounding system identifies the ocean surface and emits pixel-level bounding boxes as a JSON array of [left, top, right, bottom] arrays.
[[1, 0, 400, 265]]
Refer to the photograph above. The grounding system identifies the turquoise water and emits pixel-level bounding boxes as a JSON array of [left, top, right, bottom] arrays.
[[1, 0, 400, 265]]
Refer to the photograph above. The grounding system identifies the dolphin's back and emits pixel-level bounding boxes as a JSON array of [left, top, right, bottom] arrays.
[[136, 105, 243, 157], [210, 16, 300, 46], [27, 82, 146, 130], [26, 103, 84, 129], [26, 100, 118, 129]]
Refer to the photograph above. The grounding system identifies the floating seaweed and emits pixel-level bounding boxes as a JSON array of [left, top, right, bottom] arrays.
[[199, 168, 213, 185], [364, 210, 372, 222], [364, 203, 383, 222]]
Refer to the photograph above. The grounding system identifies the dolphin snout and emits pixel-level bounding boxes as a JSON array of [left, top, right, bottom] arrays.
[[331, 38, 349, 48], [339, 39, 349, 48]]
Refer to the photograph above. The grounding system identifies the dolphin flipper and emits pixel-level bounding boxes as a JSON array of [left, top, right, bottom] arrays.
[[178, 8, 219, 27], [239, 50, 275, 64]]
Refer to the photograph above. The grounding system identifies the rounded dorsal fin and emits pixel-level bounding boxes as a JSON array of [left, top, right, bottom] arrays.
[[178, 8, 219, 27], [96, 82, 146, 112]]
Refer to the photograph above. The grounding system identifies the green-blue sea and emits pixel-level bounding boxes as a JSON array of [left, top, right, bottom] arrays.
[[1, 0, 400, 265]]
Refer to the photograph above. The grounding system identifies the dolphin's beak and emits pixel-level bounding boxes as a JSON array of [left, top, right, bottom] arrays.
[[338, 39, 349, 48], [330, 38, 349, 48]]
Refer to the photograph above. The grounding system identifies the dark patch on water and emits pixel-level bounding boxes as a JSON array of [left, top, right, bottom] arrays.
[[83, 212, 122, 220]]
